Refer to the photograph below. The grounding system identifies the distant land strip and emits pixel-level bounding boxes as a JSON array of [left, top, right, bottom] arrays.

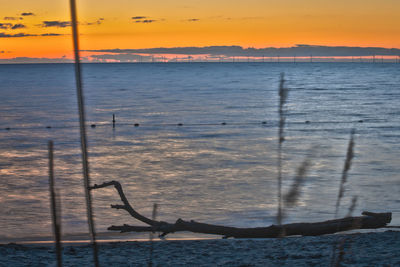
[[86, 45, 400, 57], [1, 45, 400, 63]]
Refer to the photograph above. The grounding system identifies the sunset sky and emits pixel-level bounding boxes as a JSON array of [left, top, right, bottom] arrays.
[[1, 0, 400, 61]]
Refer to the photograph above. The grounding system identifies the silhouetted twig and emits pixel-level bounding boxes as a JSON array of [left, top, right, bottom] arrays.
[[277, 73, 289, 225], [48, 141, 62, 267], [148, 203, 158, 267], [331, 131, 356, 267], [69, 0, 99, 266], [335, 129, 355, 217], [346, 196, 358, 218], [330, 196, 358, 267], [284, 153, 313, 207]]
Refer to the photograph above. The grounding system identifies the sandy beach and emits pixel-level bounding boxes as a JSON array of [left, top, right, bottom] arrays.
[[1, 230, 399, 266]]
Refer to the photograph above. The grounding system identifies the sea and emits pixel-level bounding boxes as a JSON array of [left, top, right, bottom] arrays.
[[0, 62, 399, 243]]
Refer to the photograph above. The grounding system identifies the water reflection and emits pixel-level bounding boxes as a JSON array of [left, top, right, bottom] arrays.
[[1, 63, 400, 242]]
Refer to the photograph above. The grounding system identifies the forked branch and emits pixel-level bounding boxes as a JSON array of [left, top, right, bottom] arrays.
[[90, 181, 158, 226], [91, 181, 392, 239]]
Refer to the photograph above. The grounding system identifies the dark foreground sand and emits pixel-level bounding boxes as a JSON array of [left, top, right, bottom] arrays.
[[1, 231, 400, 266]]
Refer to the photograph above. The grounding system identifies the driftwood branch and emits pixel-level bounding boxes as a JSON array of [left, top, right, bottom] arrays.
[[90, 181, 392, 238], [90, 181, 160, 226]]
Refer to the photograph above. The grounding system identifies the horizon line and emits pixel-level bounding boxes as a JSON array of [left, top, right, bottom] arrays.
[[1, 44, 400, 64]]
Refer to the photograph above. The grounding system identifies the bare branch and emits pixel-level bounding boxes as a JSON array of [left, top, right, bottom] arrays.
[[93, 181, 391, 238], [105, 211, 391, 238], [111, 204, 127, 210], [108, 225, 153, 233], [90, 181, 158, 226]]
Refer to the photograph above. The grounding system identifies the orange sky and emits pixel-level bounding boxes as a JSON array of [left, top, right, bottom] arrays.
[[1, 0, 400, 60]]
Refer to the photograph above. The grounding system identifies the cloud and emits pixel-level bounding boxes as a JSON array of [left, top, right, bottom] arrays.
[[0, 23, 12, 29], [87, 46, 244, 56], [40, 19, 104, 27], [40, 33, 64, 36], [4, 17, 22, 20], [86, 45, 400, 57], [0, 32, 65, 38], [41, 21, 71, 28], [140, 19, 156, 23], [85, 18, 105, 26], [134, 19, 156, 23], [0, 32, 36, 38], [11, 24, 26, 30], [186, 18, 199, 22], [132, 16, 158, 23], [21, 12, 35, 16], [0, 57, 73, 64], [89, 53, 152, 62], [132, 16, 147, 20], [0, 23, 26, 30]]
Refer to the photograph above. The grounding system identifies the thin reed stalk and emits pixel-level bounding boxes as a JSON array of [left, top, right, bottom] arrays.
[[69, 1, 99, 266], [346, 196, 358, 217], [148, 203, 158, 267], [330, 196, 358, 267], [331, 130, 356, 267], [334, 129, 355, 217], [331, 237, 347, 267], [284, 155, 313, 207], [277, 73, 289, 225], [48, 141, 62, 267]]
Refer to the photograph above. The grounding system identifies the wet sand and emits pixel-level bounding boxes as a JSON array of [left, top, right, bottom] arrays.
[[1, 230, 400, 266]]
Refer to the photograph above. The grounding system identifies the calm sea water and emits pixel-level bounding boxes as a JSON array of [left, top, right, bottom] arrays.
[[0, 63, 399, 242]]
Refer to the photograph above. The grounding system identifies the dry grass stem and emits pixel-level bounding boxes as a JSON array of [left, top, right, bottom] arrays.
[[148, 203, 158, 267], [346, 196, 358, 217], [277, 73, 289, 225], [278, 73, 289, 145], [284, 157, 312, 207], [48, 141, 63, 267], [335, 129, 355, 217], [331, 130, 356, 267], [331, 237, 348, 267]]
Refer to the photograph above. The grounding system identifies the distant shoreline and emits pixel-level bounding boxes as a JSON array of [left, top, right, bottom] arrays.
[[1, 61, 400, 65]]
